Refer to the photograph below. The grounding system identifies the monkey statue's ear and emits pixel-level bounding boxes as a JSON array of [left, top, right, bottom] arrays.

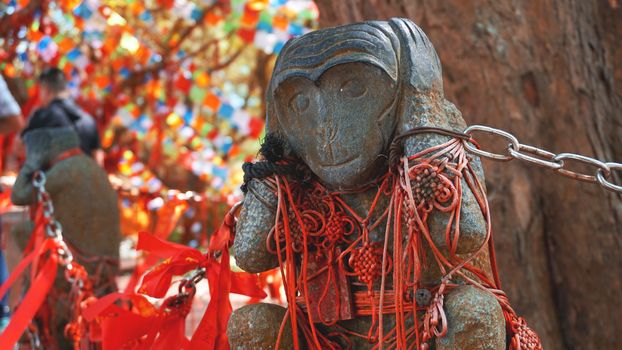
[[388, 18, 444, 96], [387, 18, 467, 156], [265, 37, 297, 137], [263, 91, 296, 161], [264, 39, 299, 161], [265, 81, 279, 136]]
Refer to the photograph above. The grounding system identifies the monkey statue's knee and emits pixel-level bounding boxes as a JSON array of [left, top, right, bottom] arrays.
[[227, 303, 295, 350], [436, 285, 505, 350]]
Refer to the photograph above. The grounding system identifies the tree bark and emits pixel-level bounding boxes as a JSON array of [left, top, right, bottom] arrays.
[[314, 1, 622, 349]]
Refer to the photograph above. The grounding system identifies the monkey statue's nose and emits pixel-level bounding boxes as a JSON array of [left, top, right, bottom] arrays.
[[318, 123, 339, 163]]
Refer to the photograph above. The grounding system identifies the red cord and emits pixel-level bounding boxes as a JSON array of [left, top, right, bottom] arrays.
[[265, 137, 541, 349]]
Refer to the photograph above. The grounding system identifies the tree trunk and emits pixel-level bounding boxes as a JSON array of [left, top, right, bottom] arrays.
[[314, 1, 622, 349]]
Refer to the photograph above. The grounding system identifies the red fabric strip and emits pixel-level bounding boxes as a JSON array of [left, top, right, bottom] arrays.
[[0, 244, 37, 301], [48, 147, 83, 168], [0, 253, 58, 349], [188, 249, 232, 350]]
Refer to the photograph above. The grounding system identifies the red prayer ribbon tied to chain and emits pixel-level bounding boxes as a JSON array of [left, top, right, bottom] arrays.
[[82, 203, 267, 350], [266, 136, 542, 350], [0, 177, 95, 350]]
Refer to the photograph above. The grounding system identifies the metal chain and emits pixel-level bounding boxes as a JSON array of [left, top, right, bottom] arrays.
[[31, 171, 96, 349], [177, 267, 206, 296], [159, 267, 205, 313], [32, 171, 76, 269], [462, 125, 622, 194]]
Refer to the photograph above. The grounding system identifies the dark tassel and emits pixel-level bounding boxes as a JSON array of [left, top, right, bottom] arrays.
[[259, 133, 287, 163]]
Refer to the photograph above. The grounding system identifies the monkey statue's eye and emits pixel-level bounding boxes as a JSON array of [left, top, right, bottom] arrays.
[[339, 79, 367, 98], [289, 93, 310, 113]]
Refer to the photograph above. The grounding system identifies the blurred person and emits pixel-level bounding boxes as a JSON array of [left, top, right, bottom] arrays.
[[0, 74, 23, 331], [0, 75, 24, 135], [22, 67, 104, 166]]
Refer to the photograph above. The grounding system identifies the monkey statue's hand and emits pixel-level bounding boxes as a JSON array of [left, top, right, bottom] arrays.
[[233, 178, 280, 273], [11, 160, 39, 206]]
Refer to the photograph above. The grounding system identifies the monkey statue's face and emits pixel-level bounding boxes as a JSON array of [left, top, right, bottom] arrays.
[[274, 62, 398, 189]]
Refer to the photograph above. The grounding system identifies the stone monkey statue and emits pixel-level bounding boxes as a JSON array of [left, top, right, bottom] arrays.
[[11, 127, 120, 348], [228, 18, 528, 350]]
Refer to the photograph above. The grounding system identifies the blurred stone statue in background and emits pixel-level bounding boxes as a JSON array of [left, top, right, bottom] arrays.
[[11, 127, 120, 348]]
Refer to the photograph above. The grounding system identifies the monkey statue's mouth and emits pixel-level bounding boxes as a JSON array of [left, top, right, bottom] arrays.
[[320, 154, 361, 168]]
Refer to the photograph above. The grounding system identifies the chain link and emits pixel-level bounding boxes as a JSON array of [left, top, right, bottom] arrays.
[[597, 162, 622, 193], [32, 171, 75, 268], [29, 171, 96, 349], [178, 267, 206, 295], [462, 125, 622, 194]]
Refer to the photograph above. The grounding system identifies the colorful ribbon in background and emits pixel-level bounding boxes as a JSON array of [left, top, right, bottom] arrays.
[[0, 0, 318, 251], [0, 2, 313, 346], [1, 0, 318, 197]]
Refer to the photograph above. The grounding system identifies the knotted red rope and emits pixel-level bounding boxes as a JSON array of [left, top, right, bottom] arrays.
[[263, 129, 541, 349]]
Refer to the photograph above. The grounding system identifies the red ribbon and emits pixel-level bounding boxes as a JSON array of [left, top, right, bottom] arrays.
[[123, 196, 192, 293], [84, 212, 266, 350], [0, 238, 60, 349], [82, 292, 189, 350], [0, 199, 64, 349], [0, 196, 100, 349], [188, 206, 266, 349], [153, 198, 188, 240], [188, 248, 232, 349], [47, 147, 83, 168], [136, 232, 206, 298], [136, 231, 266, 300]]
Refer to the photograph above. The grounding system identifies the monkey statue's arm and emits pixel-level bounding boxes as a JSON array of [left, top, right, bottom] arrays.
[[11, 160, 38, 206], [11, 152, 70, 249], [233, 179, 279, 273], [401, 97, 488, 255]]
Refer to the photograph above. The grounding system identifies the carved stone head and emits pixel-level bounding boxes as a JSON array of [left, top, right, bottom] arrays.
[[266, 18, 445, 189], [22, 127, 81, 169]]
